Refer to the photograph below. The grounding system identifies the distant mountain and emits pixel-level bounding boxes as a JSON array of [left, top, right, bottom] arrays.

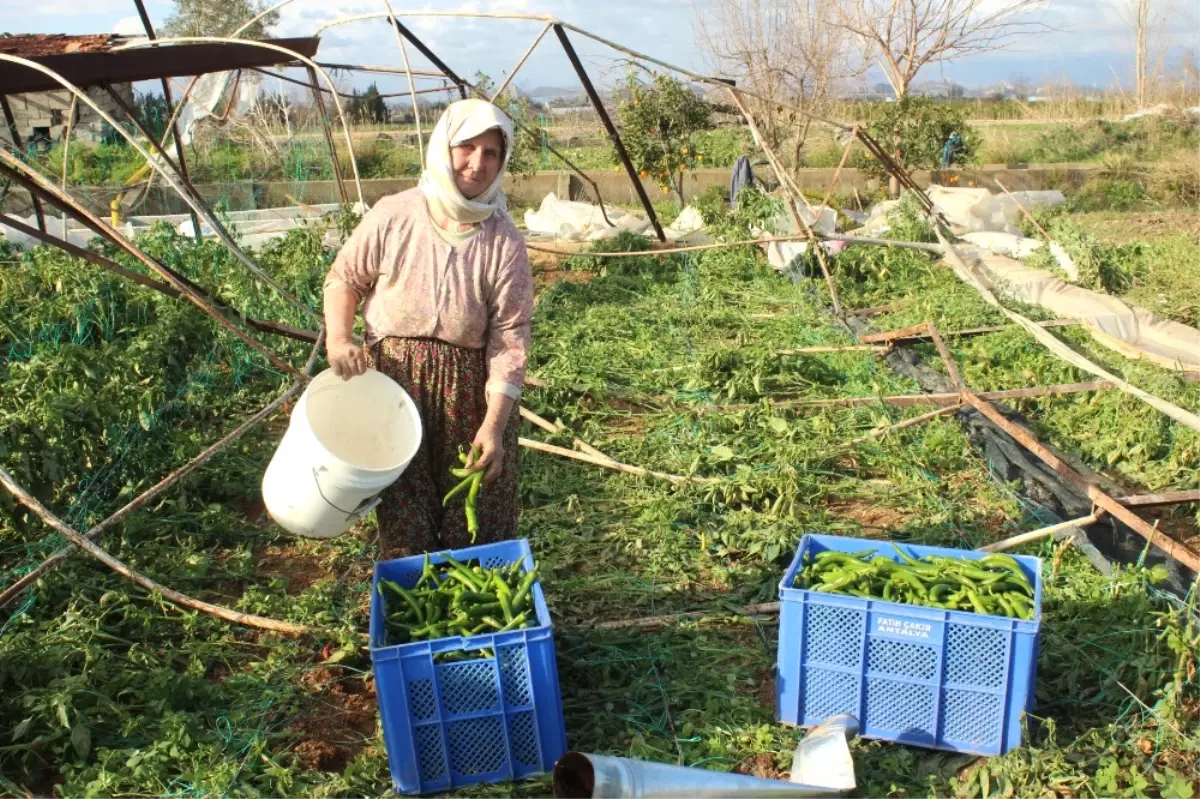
[[523, 86, 586, 101]]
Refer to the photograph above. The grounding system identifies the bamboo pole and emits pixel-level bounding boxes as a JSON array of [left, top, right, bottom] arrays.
[[491, 22, 554, 101], [978, 514, 1101, 553], [815, 127, 859, 219], [382, 0, 424, 165], [518, 438, 708, 484], [519, 406, 612, 462], [0, 331, 325, 611], [0, 468, 312, 635], [524, 234, 942, 259], [726, 379, 1118, 412], [859, 319, 1079, 344], [59, 94, 77, 239], [0, 155, 306, 381], [595, 601, 782, 630], [777, 345, 889, 355], [726, 88, 843, 316], [993, 178, 1054, 243], [843, 404, 961, 447]]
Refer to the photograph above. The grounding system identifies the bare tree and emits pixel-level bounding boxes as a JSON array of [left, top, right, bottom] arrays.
[[837, 0, 1047, 100], [695, 0, 865, 170], [1118, 0, 1181, 108]]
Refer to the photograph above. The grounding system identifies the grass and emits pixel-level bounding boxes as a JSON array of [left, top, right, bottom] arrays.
[[1, 193, 1198, 799]]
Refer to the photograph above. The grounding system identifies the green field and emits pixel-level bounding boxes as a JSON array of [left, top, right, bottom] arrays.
[[2, 187, 1197, 797]]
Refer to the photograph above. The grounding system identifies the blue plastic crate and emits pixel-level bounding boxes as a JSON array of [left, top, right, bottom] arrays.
[[777, 534, 1042, 756], [369, 539, 567, 795]]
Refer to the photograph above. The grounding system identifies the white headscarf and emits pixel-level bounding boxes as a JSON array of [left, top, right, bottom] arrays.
[[418, 98, 514, 225]]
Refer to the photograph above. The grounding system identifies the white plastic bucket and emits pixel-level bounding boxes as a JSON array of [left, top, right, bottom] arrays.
[[262, 368, 423, 538]]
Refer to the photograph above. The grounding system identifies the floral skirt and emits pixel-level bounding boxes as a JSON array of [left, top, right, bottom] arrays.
[[368, 337, 520, 559]]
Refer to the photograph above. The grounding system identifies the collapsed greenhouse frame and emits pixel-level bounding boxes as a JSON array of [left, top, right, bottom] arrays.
[[0, 2, 1197, 640]]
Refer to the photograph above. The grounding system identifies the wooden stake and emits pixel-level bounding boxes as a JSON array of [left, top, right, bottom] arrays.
[[927, 321, 965, 390], [0, 468, 312, 635], [925, 334, 1200, 572], [519, 406, 613, 462], [979, 514, 1101, 553], [1118, 489, 1200, 508], [518, 438, 709, 484]]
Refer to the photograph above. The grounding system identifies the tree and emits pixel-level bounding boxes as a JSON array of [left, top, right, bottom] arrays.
[[861, 96, 980, 180], [162, 0, 280, 39], [836, 0, 1042, 195], [1118, 0, 1175, 108], [837, 0, 1046, 101], [348, 83, 388, 125], [614, 71, 712, 203], [695, 0, 864, 170]]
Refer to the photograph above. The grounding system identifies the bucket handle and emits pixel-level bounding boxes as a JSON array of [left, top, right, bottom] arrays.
[[313, 466, 383, 523]]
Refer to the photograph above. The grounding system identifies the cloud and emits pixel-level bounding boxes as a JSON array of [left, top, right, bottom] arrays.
[[112, 16, 147, 35]]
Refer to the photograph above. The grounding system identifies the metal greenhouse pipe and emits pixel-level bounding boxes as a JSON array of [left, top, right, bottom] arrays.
[[553, 715, 859, 798], [553, 754, 834, 798]]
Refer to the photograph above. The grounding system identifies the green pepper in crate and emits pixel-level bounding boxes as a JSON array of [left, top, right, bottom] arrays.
[[793, 544, 1035, 619], [379, 556, 540, 646]]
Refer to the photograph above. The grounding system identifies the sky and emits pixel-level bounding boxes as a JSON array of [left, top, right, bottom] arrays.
[[2, 0, 1197, 99]]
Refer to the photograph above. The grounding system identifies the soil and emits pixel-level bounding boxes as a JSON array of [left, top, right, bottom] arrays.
[[823, 497, 909, 534], [734, 752, 786, 781], [254, 544, 329, 595], [289, 666, 379, 773], [753, 668, 776, 710]]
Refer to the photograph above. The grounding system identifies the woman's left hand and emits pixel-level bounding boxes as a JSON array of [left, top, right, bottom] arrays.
[[469, 422, 505, 484]]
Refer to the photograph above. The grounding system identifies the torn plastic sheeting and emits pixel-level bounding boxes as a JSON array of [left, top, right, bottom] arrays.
[[960, 231, 1080, 282], [964, 247, 1200, 371], [177, 70, 263, 147], [524, 193, 649, 241], [523, 193, 711, 244], [765, 239, 848, 273], [926, 186, 1065, 236]]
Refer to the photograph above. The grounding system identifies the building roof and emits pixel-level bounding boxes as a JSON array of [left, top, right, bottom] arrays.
[[0, 34, 321, 95], [0, 33, 130, 58]]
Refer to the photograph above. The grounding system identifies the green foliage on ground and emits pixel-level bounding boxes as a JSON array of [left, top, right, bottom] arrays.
[[1, 196, 1198, 798]]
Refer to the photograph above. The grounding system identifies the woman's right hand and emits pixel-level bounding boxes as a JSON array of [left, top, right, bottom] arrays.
[[327, 339, 367, 380]]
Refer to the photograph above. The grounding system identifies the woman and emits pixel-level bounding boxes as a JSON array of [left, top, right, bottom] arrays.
[[322, 99, 532, 558]]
